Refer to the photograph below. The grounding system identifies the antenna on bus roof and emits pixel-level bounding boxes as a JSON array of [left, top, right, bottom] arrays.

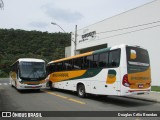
[[0, 0, 4, 10]]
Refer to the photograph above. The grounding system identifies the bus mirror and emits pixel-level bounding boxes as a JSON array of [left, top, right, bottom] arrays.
[[130, 50, 136, 59]]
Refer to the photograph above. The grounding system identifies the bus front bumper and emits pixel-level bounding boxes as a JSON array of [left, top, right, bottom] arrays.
[[17, 83, 46, 90]]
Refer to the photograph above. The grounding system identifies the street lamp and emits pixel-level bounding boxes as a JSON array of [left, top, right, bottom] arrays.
[[51, 22, 66, 33], [51, 22, 77, 55]]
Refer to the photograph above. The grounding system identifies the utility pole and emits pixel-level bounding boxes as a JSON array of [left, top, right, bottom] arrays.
[[0, 0, 4, 9], [51, 22, 78, 56], [74, 25, 77, 55]]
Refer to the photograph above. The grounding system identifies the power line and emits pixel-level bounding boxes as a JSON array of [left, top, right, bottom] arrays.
[[78, 20, 160, 36], [78, 24, 160, 42]]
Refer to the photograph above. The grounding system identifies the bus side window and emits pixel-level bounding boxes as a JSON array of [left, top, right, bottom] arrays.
[[109, 49, 120, 67], [93, 54, 99, 68], [12, 62, 18, 73], [62, 62, 66, 71], [83, 56, 89, 69], [47, 63, 56, 73], [52, 64, 56, 72], [57, 62, 63, 71], [63, 61, 67, 71], [99, 52, 108, 68], [73, 58, 83, 70], [83, 56, 93, 69], [87, 55, 94, 68], [65, 60, 73, 71], [12, 62, 19, 78], [54, 63, 58, 72], [79, 57, 83, 69]]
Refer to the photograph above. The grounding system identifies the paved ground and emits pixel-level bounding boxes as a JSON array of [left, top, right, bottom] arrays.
[[125, 91, 160, 103], [0, 78, 160, 120]]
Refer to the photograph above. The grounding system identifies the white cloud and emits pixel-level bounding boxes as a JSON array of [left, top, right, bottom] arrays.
[[29, 21, 49, 28], [42, 4, 83, 23], [0, 0, 154, 32]]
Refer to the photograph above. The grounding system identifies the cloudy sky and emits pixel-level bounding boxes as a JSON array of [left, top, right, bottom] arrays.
[[0, 0, 154, 33]]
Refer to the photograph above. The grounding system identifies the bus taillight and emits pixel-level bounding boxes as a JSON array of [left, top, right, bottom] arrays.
[[122, 74, 130, 87]]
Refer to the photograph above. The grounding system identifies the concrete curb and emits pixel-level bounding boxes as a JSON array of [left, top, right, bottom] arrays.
[[151, 91, 160, 94]]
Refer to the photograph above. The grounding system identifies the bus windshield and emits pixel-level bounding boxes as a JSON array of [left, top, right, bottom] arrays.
[[126, 46, 150, 67], [19, 62, 46, 79]]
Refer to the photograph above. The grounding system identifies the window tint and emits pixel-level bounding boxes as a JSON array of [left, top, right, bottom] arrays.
[[73, 58, 83, 70], [109, 49, 120, 67], [93, 54, 99, 68], [99, 52, 108, 67], [48, 49, 121, 72], [11, 62, 18, 72], [126, 46, 149, 66], [57, 62, 63, 71], [83, 55, 93, 69], [64, 60, 73, 70], [87, 55, 94, 68], [46, 64, 56, 74], [83, 56, 89, 69]]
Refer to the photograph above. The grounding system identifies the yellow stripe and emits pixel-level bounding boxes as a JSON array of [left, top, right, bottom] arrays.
[[50, 70, 86, 82], [55, 94, 68, 99], [68, 98, 86, 105], [44, 91, 86, 105], [50, 51, 93, 63], [46, 91, 57, 96]]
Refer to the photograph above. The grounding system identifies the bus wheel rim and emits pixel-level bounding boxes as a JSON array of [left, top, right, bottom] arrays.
[[79, 87, 84, 96]]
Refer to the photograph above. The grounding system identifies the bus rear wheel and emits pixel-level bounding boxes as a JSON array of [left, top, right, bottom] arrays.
[[77, 84, 86, 98]]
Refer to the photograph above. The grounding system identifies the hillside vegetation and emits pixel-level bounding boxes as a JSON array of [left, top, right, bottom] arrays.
[[0, 29, 71, 77]]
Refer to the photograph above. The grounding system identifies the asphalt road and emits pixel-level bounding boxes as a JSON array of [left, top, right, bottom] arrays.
[[0, 78, 160, 120]]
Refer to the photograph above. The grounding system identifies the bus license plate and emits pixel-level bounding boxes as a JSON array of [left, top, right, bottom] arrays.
[[138, 84, 144, 88]]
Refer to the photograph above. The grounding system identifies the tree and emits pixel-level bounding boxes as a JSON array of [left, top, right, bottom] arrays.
[[0, 29, 71, 77]]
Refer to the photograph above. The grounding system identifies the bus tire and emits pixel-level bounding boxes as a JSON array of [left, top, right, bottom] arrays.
[[77, 84, 86, 98], [15, 81, 17, 89], [49, 81, 54, 90]]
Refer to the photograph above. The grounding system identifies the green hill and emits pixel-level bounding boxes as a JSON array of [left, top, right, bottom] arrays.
[[0, 29, 71, 77]]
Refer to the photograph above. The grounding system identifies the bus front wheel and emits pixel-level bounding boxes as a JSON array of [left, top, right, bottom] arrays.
[[15, 81, 17, 88], [49, 81, 54, 90], [77, 84, 86, 98]]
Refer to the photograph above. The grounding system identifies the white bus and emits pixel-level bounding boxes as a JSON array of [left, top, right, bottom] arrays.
[[47, 44, 151, 97], [10, 58, 46, 90]]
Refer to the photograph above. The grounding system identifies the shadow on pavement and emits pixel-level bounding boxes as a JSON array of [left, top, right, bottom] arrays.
[[45, 88, 155, 107]]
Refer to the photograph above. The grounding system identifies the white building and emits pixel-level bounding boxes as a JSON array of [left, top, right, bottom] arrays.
[[70, 0, 160, 86]]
